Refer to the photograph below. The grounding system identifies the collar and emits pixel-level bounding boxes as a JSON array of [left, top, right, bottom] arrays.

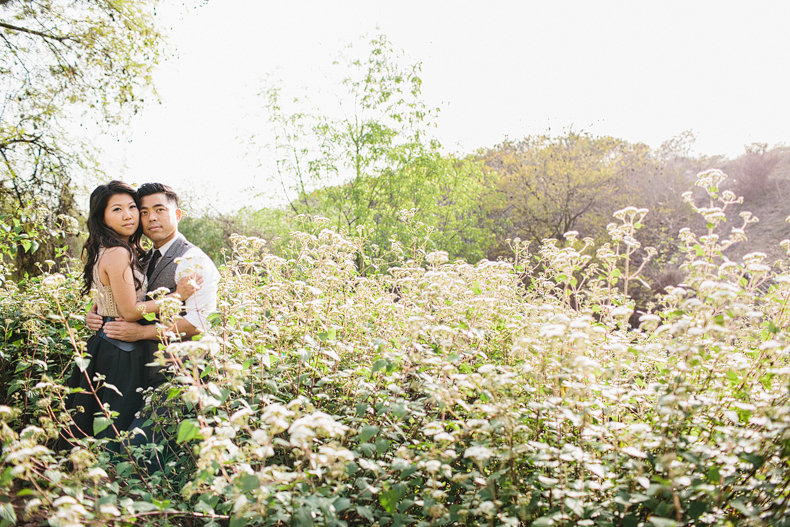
[[153, 233, 184, 258]]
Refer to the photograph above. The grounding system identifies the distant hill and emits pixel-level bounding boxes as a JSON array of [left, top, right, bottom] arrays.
[[722, 146, 790, 266]]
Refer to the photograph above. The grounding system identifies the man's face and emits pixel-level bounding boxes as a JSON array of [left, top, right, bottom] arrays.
[[140, 192, 181, 248]]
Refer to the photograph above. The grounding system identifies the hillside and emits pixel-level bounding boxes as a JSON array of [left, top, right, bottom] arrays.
[[722, 147, 790, 265]]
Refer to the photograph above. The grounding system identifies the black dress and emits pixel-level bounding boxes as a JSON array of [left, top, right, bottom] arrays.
[[61, 328, 149, 444], [59, 254, 149, 449]]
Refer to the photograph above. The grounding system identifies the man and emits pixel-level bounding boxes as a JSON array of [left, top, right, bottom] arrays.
[[87, 182, 219, 346], [86, 182, 219, 464]]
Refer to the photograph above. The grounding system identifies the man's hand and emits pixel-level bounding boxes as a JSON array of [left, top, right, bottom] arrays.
[[175, 273, 203, 301], [102, 319, 149, 342], [86, 304, 103, 332]]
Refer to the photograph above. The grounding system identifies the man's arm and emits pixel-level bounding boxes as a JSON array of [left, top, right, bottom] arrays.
[[102, 317, 200, 342], [175, 248, 220, 334], [101, 319, 156, 341], [86, 303, 103, 331], [102, 246, 218, 343]]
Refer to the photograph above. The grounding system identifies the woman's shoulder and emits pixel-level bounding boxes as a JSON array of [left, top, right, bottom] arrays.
[[98, 246, 133, 266]]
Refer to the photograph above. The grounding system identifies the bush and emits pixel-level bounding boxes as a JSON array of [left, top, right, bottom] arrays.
[[1, 169, 790, 526]]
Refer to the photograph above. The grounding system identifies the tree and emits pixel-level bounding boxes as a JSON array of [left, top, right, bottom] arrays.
[[262, 35, 496, 263], [482, 131, 628, 246], [1, 0, 165, 274]]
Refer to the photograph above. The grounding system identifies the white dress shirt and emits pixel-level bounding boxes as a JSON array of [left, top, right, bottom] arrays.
[[154, 234, 220, 332]]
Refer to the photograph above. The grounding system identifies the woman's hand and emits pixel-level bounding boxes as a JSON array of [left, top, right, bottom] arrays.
[[175, 273, 203, 301]]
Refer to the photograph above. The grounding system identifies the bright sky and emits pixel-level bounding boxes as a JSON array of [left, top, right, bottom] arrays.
[[97, 0, 790, 213]]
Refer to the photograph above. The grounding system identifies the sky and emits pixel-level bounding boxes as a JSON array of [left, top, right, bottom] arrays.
[[97, 0, 790, 213]]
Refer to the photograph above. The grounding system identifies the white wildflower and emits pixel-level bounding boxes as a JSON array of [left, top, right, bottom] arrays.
[[464, 446, 494, 463]]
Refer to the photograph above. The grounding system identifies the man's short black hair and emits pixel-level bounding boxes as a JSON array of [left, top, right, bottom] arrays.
[[138, 182, 179, 208]]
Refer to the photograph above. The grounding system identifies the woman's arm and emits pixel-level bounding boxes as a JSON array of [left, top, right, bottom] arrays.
[[99, 247, 196, 321]]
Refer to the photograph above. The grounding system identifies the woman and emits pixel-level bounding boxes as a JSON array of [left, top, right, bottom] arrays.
[[61, 181, 196, 448]]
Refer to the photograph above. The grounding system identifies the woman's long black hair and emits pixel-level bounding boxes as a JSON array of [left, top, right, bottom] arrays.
[[82, 181, 145, 297]]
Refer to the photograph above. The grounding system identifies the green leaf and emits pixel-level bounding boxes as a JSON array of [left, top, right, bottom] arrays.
[[372, 359, 388, 374], [133, 501, 158, 513], [93, 416, 113, 435], [688, 501, 707, 520], [236, 473, 259, 494], [759, 372, 775, 390], [380, 488, 399, 513], [256, 346, 271, 368], [0, 503, 16, 525], [622, 515, 639, 527], [531, 516, 555, 527], [75, 355, 90, 371], [6, 380, 22, 397], [359, 425, 380, 443], [471, 280, 482, 295], [151, 498, 171, 511], [738, 452, 764, 470], [230, 514, 247, 527], [391, 513, 414, 527], [391, 403, 408, 419], [333, 497, 351, 513], [176, 419, 202, 444], [193, 500, 215, 515], [167, 387, 183, 401], [295, 507, 315, 526], [318, 327, 338, 342], [356, 506, 374, 522], [375, 437, 391, 454]]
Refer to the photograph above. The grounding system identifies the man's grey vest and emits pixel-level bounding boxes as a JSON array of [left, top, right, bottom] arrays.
[[142, 236, 194, 387], [146, 236, 195, 294]]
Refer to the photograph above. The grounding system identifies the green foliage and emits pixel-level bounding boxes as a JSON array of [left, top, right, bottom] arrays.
[[0, 0, 165, 269], [262, 34, 498, 264], [179, 205, 295, 265], [482, 131, 629, 246], [3, 170, 790, 526]]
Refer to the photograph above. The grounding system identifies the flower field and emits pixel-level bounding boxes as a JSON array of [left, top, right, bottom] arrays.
[[1, 170, 790, 526]]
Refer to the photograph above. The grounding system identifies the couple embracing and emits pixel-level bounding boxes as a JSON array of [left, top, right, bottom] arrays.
[[60, 181, 219, 452]]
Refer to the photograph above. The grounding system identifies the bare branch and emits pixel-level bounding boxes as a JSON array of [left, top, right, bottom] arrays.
[[0, 21, 69, 43]]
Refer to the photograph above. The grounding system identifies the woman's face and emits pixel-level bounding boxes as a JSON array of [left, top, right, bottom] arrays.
[[103, 193, 139, 241]]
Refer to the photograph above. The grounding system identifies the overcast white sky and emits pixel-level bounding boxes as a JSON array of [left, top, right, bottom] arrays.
[[97, 0, 790, 213]]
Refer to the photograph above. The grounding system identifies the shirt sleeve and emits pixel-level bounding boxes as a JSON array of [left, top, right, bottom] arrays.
[[174, 247, 220, 332]]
